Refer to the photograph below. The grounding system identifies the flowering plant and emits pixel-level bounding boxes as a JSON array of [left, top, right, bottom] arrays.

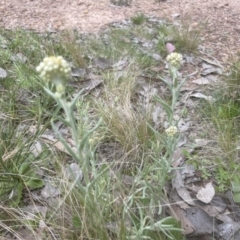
[[149, 52, 186, 166], [36, 56, 71, 94], [36, 56, 101, 185], [166, 52, 183, 69], [165, 125, 178, 137]]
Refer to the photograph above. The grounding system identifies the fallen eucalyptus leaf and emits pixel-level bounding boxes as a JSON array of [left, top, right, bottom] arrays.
[[168, 205, 195, 235], [194, 138, 213, 147], [185, 207, 217, 236], [196, 182, 215, 204], [181, 164, 195, 179], [218, 222, 240, 240], [83, 75, 103, 91], [171, 148, 184, 167], [170, 190, 190, 210], [195, 196, 226, 217], [201, 63, 222, 76], [40, 133, 77, 155], [192, 78, 211, 85], [30, 140, 42, 157], [190, 92, 215, 102], [200, 57, 224, 69], [172, 171, 195, 206], [178, 119, 191, 132], [93, 57, 112, 70], [71, 68, 87, 78], [0, 67, 7, 78]]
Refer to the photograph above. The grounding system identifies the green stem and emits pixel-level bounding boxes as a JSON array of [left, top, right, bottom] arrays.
[[57, 98, 91, 184], [59, 99, 79, 146]]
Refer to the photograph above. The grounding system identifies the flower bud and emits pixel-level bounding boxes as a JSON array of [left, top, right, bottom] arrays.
[[166, 52, 183, 69], [165, 126, 178, 137], [36, 56, 71, 92]]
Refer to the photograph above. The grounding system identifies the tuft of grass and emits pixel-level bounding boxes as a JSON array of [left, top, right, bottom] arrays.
[[131, 12, 146, 25], [196, 57, 240, 193], [110, 0, 132, 6], [157, 21, 204, 54], [94, 65, 154, 157], [223, 56, 240, 102], [0, 120, 45, 207], [59, 30, 86, 68]]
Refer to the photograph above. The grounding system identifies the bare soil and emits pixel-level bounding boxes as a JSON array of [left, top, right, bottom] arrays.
[[1, 0, 240, 63]]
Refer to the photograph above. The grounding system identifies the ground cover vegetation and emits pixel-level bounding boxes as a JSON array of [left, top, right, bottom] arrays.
[[0, 13, 240, 240]]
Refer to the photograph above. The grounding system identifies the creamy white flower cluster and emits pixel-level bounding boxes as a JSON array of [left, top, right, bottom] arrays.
[[166, 52, 183, 69], [165, 126, 178, 137], [36, 56, 71, 86]]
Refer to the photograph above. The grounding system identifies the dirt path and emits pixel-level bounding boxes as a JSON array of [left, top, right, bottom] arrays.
[[1, 0, 240, 63]]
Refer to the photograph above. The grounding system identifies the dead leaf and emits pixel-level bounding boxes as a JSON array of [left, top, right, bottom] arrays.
[[217, 213, 234, 224], [0, 67, 7, 78], [168, 205, 195, 235], [85, 77, 103, 91], [139, 84, 158, 103], [178, 119, 191, 132], [112, 58, 129, 70], [194, 138, 213, 147], [152, 105, 165, 127], [171, 148, 184, 167], [218, 222, 240, 240], [201, 63, 222, 76], [177, 136, 187, 147], [180, 164, 195, 179], [170, 189, 190, 210], [30, 140, 42, 157], [200, 57, 224, 69], [206, 74, 218, 82], [3, 148, 19, 162], [41, 181, 60, 199], [190, 92, 215, 102], [172, 171, 195, 206], [195, 196, 226, 217], [196, 182, 215, 204], [192, 78, 211, 85], [185, 207, 217, 236], [93, 57, 112, 70], [71, 68, 87, 78], [41, 134, 77, 155]]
